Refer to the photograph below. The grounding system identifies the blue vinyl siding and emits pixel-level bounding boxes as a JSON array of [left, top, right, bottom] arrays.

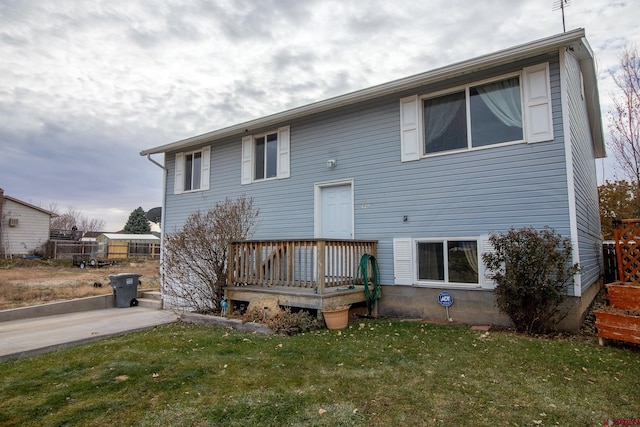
[[565, 51, 603, 292], [163, 53, 582, 287]]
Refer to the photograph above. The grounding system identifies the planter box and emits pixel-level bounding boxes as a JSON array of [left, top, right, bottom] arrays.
[[605, 282, 640, 311], [594, 309, 640, 345]]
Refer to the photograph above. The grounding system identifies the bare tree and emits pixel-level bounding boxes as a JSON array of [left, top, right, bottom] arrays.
[[609, 46, 640, 184], [50, 206, 106, 232], [162, 196, 259, 312]]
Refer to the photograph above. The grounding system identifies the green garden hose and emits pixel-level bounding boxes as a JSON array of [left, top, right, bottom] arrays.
[[355, 253, 381, 315]]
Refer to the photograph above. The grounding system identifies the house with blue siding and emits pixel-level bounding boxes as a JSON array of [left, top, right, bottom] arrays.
[[141, 29, 605, 330]]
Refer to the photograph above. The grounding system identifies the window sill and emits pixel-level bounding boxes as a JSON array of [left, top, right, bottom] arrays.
[[412, 282, 482, 290], [421, 139, 525, 160]]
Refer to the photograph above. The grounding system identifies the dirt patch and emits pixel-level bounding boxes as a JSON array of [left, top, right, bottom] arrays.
[[0, 259, 160, 310]]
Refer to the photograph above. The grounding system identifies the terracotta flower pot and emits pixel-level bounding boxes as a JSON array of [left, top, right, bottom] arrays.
[[322, 307, 349, 330]]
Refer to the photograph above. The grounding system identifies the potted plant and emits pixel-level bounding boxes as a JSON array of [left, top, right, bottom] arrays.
[[321, 302, 351, 330]]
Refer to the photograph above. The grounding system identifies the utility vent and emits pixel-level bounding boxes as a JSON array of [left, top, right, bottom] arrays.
[[8, 218, 18, 227]]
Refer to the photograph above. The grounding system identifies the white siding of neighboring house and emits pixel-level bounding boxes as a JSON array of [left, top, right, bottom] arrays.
[[3, 199, 51, 256]]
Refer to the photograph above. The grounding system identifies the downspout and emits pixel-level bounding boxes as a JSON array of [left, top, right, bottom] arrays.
[[146, 154, 165, 171], [145, 154, 167, 307]]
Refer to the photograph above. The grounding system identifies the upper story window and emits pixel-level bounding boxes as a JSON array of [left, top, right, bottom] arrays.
[[241, 126, 290, 185], [400, 63, 553, 162], [423, 75, 523, 155], [184, 151, 202, 191], [254, 132, 278, 180], [174, 146, 210, 194]]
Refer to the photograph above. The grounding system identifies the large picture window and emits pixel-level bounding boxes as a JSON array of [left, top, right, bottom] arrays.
[[423, 76, 523, 154], [417, 239, 479, 284]]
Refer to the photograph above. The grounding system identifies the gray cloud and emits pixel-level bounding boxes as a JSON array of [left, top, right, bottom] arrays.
[[1, 0, 638, 229]]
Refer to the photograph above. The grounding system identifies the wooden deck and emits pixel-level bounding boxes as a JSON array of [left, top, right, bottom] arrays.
[[226, 239, 377, 311]]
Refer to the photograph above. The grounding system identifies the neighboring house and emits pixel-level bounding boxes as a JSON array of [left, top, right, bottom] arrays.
[[141, 29, 605, 330], [0, 188, 57, 257], [95, 233, 161, 259]]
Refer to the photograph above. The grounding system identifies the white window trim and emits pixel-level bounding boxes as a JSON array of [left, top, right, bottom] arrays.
[[420, 71, 525, 157], [241, 126, 290, 185], [400, 63, 553, 162], [393, 236, 495, 289], [414, 237, 481, 288], [174, 146, 210, 194]]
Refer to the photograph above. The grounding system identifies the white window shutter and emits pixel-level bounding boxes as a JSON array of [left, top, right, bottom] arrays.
[[241, 136, 253, 185], [523, 63, 554, 143], [200, 146, 210, 191], [174, 152, 184, 194], [277, 126, 290, 178], [400, 96, 421, 162], [479, 235, 498, 289], [393, 238, 414, 285]]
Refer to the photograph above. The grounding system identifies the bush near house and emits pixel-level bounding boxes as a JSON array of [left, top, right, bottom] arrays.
[[482, 226, 580, 334], [162, 196, 259, 312]]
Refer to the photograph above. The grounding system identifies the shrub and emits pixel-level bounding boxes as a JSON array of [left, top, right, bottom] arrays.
[[482, 226, 579, 334], [242, 306, 321, 335], [163, 196, 259, 312]]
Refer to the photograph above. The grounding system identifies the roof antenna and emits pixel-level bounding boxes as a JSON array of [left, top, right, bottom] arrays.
[[552, 0, 571, 32]]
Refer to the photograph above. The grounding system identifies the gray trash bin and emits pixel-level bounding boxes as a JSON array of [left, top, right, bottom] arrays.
[[109, 273, 141, 308]]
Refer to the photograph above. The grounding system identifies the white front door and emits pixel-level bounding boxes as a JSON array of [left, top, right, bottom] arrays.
[[318, 183, 353, 239]]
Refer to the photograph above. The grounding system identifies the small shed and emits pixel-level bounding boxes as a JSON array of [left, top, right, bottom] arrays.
[[95, 233, 160, 259]]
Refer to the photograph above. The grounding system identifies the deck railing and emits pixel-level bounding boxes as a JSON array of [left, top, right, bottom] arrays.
[[228, 239, 378, 294]]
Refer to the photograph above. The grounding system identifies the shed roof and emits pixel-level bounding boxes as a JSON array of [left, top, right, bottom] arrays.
[[98, 233, 160, 241], [140, 28, 604, 159]]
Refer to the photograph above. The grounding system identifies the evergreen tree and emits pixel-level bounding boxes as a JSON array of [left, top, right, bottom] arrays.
[[124, 207, 151, 234]]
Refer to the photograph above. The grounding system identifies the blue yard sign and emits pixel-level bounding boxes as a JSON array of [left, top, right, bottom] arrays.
[[438, 291, 453, 307]]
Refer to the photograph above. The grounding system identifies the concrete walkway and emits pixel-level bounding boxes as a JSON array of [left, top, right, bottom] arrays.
[[0, 307, 179, 362]]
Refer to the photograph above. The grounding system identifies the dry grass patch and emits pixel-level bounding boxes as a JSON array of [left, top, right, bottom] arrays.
[[0, 258, 159, 310]]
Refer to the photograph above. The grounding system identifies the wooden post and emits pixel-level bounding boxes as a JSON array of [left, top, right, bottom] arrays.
[[614, 222, 624, 283], [317, 239, 326, 295]]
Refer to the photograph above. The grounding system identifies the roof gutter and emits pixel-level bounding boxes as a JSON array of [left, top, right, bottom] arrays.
[[140, 28, 588, 156]]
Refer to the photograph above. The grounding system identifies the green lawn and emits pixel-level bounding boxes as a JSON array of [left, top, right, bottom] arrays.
[[1, 320, 638, 426]]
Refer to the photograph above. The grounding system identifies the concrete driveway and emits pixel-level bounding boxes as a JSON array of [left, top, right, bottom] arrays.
[[0, 307, 178, 362]]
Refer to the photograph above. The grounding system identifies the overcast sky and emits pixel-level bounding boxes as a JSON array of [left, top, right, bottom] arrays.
[[1, 0, 638, 231]]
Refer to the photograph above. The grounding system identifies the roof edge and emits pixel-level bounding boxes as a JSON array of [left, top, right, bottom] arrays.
[[3, 195, 58, 217], [141, 28, 588, 156]]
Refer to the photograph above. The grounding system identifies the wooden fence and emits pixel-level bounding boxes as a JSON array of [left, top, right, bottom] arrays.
[[603, 242, 618, 283], [46, 241, 160, 260]]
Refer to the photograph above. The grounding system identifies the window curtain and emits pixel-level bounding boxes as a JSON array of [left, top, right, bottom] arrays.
[[475, 77, 522, 128], [461, 241, 478, 275], [418, 242, 444, 281], [424, 93, 464, 151]]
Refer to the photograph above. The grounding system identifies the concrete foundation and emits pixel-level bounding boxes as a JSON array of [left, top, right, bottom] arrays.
[[378, 279, 603, 332]]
